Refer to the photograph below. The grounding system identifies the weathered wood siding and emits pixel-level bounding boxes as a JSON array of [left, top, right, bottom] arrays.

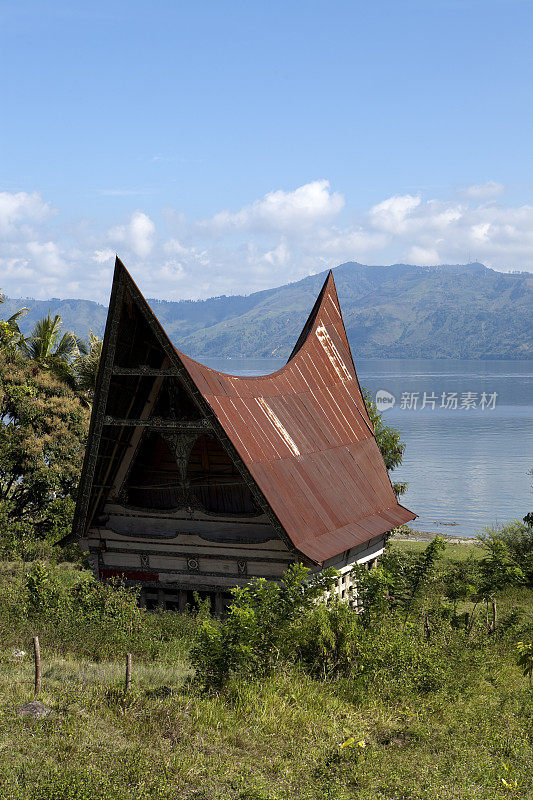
[[81, 501, 296, 594], [82, 504, 386, 604]]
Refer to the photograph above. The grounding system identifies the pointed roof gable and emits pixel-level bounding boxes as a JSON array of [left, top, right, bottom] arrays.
[[70, 258, 415, 563]]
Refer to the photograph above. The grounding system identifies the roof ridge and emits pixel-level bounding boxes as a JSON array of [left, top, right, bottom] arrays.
[[286, 270, 334, 363]]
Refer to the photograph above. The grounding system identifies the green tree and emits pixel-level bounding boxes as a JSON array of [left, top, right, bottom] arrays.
[[18, 311, 83, 388], [0, 350, 89, 555], [475, 525, 527, 633], [372, 537, 445, 624], [350, 562, 394, 626], [0, 290, 28, 355], [477, 522, 531, 588], [362, 387, 407, 497], [441, 557, 479, 620]]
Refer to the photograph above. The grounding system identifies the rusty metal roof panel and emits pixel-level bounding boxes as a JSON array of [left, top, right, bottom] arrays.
[[177, 270, 416, 563]]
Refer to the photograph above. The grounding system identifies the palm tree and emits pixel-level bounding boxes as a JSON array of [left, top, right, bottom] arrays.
[[73, 330, 103, 401], [19, 312, 83, 388]]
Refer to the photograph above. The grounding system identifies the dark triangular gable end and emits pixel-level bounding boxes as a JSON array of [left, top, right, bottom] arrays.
[[67, 258, 308, 560], [287, 270, 374, 433]]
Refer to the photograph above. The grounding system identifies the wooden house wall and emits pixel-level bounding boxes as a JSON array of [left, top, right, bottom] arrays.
[[81, 509, 386, 605], [81, 503, 296, 595]]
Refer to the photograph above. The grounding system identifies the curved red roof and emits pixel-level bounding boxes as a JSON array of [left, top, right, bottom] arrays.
[[70, 258, 415, 564], [176, 271, 415, 563]]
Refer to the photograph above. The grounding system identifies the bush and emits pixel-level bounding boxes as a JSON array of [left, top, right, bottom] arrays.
[[0, 562, 146, 658], [292, 600, 361, 678], [294, 603, 464, 697], [191, 564, 337, 688], [477, 520, 533, 588], [190, 540, 472, 696]]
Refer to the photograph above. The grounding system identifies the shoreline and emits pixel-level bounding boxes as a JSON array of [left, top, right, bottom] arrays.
[[391, 526, 480, 545]]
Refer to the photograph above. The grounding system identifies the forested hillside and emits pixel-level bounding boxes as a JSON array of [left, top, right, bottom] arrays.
[[4, 262, 532, 359]]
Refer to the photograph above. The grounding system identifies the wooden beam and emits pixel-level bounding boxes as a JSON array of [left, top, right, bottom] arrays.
[[103, 416, 211, 430], [107, 368, 168, 501], [111, 367, 182, 376], [99, 435, 133, 445]]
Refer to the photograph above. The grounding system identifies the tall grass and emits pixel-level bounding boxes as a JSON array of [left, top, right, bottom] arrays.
[[0, 548, 531, 800]]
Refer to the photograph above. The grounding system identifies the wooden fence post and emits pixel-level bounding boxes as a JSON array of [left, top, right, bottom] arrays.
[[33, 636, 41, 695], [125, 653, 132, 692]]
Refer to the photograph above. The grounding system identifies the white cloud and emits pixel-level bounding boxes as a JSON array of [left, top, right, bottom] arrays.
[[2, 181, 533, 304], [0, 190, 53, 237], [162, 238, 209, 268], [407, 246, 441, 266], [109, 210, 155, 258], [369, 194, 421, 234], [164, 238, 187, 256], [262, 238, 290, 267], [205, 180, 345, 234], [92, 248, 115, 263], [470, 223, 491, 243], [314, 226, 387, 263], [159, 260, 186, 282], [25, 241, 66, 275], [462, 181, 505, 199]]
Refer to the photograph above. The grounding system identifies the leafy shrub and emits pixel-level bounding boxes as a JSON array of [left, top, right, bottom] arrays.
[[354, 537, 446, 624], [516, 641, 533, 684], [295, 605, 457, 697], [349, 563, 393, 625], [292, 600, 361, 678], [191, 564, 337, 687], [190, 541, 461, 696], [24, 561, 70, 615], [12, 562, 146, 658], [478, 520, 533, 588], [441, 556, 479, 610]]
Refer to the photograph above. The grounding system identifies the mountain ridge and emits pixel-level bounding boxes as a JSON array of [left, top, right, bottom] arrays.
[[2, 262, 532, 360]]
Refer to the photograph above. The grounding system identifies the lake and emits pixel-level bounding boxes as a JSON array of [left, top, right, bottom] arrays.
[[201, 357, 533, 539]]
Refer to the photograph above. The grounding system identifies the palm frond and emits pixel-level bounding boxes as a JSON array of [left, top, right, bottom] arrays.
[[6, 307, 29, 333], [73, 330, 103, 396], [27, 312, 63, 362], [75, 336, 90, 357], [53, 330, 80, 361], [47, 356, 77, 390]]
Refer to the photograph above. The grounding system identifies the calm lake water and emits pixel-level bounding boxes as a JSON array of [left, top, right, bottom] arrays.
[[202, 357, 533, 538]]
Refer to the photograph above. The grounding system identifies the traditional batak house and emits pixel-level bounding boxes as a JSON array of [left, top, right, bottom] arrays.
[[67, 258, 415, 610]]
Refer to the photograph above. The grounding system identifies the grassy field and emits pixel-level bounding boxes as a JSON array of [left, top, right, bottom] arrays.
[[391, 536, 484, 561], [1, 546, 532, 800]]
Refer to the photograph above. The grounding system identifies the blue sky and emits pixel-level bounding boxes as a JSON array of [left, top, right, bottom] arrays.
[[2, 0, 533, 302]]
